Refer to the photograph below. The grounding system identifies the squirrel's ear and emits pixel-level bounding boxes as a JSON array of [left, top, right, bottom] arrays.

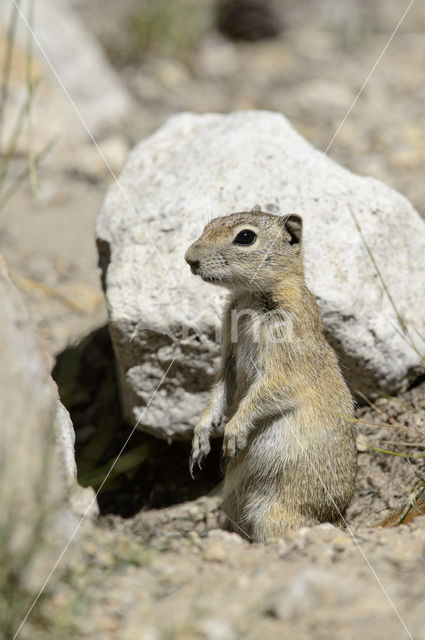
[[281, 214, 302, 247]]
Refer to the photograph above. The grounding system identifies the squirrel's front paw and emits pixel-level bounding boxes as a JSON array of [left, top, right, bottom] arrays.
[[189, 429, 211, 479], [221, 428, 247, 470]]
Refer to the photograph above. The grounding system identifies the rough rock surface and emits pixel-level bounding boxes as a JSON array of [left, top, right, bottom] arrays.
[[97, 110, 425, 439], [0, 255, 96, 556], [54, 396, 98, 516], [50, 502, 425, 640]]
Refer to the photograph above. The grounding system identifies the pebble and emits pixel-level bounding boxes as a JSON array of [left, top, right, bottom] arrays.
[[203, 541, 227, 563]]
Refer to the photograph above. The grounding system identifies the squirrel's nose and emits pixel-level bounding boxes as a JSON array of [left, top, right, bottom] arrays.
[[185, 255, 200, 273]]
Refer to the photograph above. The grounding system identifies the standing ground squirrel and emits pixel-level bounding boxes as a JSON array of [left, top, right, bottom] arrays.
[[185, 209, 357, 542]]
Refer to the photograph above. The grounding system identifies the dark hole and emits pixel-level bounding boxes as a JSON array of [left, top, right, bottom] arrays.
[[52, 326, 222, 518], [408, 371, 425, 391]]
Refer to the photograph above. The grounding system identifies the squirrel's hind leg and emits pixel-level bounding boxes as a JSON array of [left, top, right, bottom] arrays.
[[223, 490, 322, 542]]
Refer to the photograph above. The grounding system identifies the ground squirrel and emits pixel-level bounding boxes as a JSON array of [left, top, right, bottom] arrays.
[[184, 209, 357, 542]]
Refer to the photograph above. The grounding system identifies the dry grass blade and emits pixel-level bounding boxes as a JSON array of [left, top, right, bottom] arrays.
[[348, 205, 424, 364], [411, 324, 425, 349], [366, 445, 425, 459], [0, 0, 20, 146], [358, 387, 425, 528], [15, 275, 86, 312], [380, 484, 425, 527], [356, 389, 413, 430], [355, 416, 416, 435]]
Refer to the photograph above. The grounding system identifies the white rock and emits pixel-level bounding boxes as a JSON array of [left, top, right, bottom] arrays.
[[54, 393, 99, 517], [0, 255, 97, 561], [96, 111, 425, 440], [270, 568, 352, 620], [55, 399, 78, 479]]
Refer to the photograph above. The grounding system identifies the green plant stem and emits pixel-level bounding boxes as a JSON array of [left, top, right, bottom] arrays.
[[25, 0, 38, 196], [0, 136, 54, 211], [0, 79, 39, 184], [367, 445, 425, 458], [0, 1, 21, 148], [372, 440, 425, 448], [78, 443, 152, 489]]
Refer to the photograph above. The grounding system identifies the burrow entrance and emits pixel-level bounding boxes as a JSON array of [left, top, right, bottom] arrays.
[[53, 326, 222, 518]]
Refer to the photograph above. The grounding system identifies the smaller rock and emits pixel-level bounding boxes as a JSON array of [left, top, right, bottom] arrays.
[[216, 0, 282, 41], [356, 433, 369, 452], [203, 541, 227, 563], [76, 136, 130, 179], [276, 539, 290, 557], [198, 36, 238, 78], [197, 618, 236, 640], [331, 533, 353, 552], [269, 568, 352, 620], [55, 375, 99, 518]]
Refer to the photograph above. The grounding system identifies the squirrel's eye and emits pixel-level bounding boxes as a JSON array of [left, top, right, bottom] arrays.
[[233, 229, 257, 246]]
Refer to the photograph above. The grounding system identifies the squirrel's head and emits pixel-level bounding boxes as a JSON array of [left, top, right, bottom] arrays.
[[184, 211, 303, 293]]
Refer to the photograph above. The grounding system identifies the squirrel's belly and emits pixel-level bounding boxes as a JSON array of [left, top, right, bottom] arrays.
[[223, 409, 342, 503], [223, 410, 356, 540], [222, 418, 293, 538], [224, 414, 295, 493], [233, 332, 259, 392]]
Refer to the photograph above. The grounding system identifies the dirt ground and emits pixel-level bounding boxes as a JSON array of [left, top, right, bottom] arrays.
[[2, 0, 425, 638]]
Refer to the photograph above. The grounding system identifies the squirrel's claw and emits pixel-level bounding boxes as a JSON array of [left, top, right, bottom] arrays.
[[189, 430, 211, 478], [189, 451, 206, 478], [189, 452, 197, 479]]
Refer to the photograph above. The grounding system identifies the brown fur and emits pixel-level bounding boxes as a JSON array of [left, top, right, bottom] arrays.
[[185, 210, 357, 542]]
